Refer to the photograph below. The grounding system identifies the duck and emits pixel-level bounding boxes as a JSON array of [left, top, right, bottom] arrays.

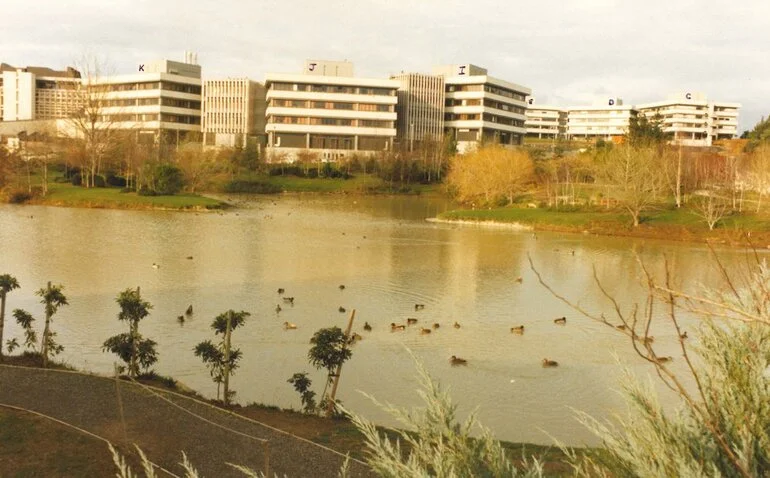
[[338, 306, 346, 313], [542, 358, 559, 368], [339, 285, 346, 290], [390, 323, 406, 332], [515, 276, 523, 283], [277, 288, 285, 294], [363, 322, 372, 332], [186, 256, 193, 260], [432, 323, 440, 329], [283, 297, 295, 304], [407, 318, 418, 325], [177, 315, 185, 324], [420, 327, 432, 335], [680, 331, 688, 340], [414, 304, 425, 311], [152, 263, 160, 269], [450, 355, 467, 366], [616, 324, 627, 330], [656, 356, 673, 364], [453, 322, 461, 329], [553, 317, 567, 325], [275, 304, 282, 314], [283, 321, 297, 330], [348, 333, 363, 344], [186, 305, 193, 316], [511, 325, 525, 335], [641, 336, 655, 345]]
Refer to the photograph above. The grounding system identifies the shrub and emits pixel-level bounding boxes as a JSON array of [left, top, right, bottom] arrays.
[[93, 175, 106, 188], [137, 188, 157, 196], [222, 180, 282, 194], [71, 174, 82, 186], [105, 173, 127, 187], [7, 190, 32, 204], [152, 164, 184, 195], [119, 187, 133, 193]]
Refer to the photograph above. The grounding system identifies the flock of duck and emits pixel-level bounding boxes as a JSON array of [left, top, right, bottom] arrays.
[[272, 285, 579, 368]]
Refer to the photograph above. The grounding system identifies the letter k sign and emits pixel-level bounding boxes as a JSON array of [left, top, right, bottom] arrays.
[[138, 64, 145, 72]]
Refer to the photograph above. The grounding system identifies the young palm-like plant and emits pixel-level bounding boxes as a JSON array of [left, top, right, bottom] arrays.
[[8, 309, 38, 354], [37, 282, 68, 368], [308, 326, 352, 414], [0, 274, 20, 361], [194, 310, 249, 405], [102, 287, 157, 377]]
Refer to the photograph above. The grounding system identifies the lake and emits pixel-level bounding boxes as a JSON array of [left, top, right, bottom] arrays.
[[0, 195, 744, 445]]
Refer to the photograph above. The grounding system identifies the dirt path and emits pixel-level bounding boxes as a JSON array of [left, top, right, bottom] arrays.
[[0, 365, 373, 477]]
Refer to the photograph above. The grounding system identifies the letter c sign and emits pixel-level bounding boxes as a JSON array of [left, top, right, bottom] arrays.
[[608, 99, 615, 106], [685, 92, 692, 100]]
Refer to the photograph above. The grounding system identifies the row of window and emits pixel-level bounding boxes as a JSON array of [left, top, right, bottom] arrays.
[[482, 113, 524, 127], [445, 84, 527, 101], [269, 99, 393, 112], [270, 116, 393, 128], [272, 133, 390, 151], [97, 113, 201, 124], [90, 82, 202, 95], [271, 82, 396, 96]]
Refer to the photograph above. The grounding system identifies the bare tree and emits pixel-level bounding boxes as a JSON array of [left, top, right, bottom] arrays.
[[691, 193, 729, 230], [597, 144, 663, 226], [750, 143, 770, 212]]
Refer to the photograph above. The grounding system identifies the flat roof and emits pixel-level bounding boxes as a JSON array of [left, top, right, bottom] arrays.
[[265, 72, 400, 89], [443, 74, 531, 95]]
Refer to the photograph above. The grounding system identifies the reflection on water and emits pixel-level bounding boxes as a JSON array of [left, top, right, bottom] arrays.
[[0, 196, 753, 445]]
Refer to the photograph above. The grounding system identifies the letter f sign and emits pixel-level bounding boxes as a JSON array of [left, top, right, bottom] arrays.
[[309, 63, 317, 71], [138, 64, 144, 72]]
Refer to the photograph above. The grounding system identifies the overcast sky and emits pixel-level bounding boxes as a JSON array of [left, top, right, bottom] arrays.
[[3, 0, 768, 131]]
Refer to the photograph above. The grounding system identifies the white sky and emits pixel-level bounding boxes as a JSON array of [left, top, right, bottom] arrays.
[[3, 0, 769, 131]]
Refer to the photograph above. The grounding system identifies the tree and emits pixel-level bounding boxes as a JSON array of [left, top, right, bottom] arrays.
[[37, 282, 68, 368], [194, 310, 249, 405], [67, 56, 122, 189], [749, 143, 770, 212], [691, 193, 729, 230], [0, 274, 20, 362], [287, 372, 317, 413], [627, 113, 669, 147], [446, 145, 534, 206], [152, 163, 185, 195], [308, 326, 353, 415], [597, 144, 663, 226], [7, 309, 37, 354], [102, 287, 157, 377]]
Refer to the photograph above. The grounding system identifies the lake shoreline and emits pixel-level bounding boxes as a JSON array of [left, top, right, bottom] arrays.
[[437, 207, 770, 248]]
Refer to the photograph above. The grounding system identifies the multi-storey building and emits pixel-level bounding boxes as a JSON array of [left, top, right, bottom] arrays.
[[636, 92, 740, 147], [525, 99, 567, 139], [88, 56, 202, 145], [390, 72, 445, 148], [0, 63, 81, 122], [432, 64, 530, 153], [566, 98, 636, 141], [264, 60, 398, 161], [202, 78, 266, 148]]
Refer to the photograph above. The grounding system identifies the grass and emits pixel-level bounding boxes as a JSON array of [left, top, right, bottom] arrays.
[[0, 408, 125, 477], [439, 205, 770, 246], [28, 182, 226, 211]]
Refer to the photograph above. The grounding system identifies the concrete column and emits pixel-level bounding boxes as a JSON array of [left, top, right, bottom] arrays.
[[354, 135, 359, 151]]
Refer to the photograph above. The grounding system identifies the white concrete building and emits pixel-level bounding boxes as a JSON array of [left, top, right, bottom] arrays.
[[636, 92, 740, 147], [0, 64, 81, 122], [391, 72, 445, 147], [88, 57, 202, 146], [432, 64, 529, 153], [567, 98, 636, 140], [525, 99, 567, 139], [202, 78, 265, 148], [265, 60, 398, 161]]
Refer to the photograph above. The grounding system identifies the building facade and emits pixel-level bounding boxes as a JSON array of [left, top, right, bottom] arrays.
[[88, 57, 202, 145], [0, 64, 81, 122], [391, 72, 445, 148], [432, 64, 530, 153], [525, 99, 567, 139], [202, 78, 265, 148], [566, 98, 636, 140], [636, 92, 740, 147], [264, 60, 398, 161]]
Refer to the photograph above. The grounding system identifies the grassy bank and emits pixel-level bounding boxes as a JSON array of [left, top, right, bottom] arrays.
[[24, 182, 226, 211], [1, 356, 576, 475], [439, 206, 770, 246]]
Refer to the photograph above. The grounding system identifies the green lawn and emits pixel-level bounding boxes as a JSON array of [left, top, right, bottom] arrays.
[[224, 173, 442, 195], [35, 182, 225, 210]]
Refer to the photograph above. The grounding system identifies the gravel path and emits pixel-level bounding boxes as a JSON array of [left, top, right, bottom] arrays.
[[0, 365, 374, 478]]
